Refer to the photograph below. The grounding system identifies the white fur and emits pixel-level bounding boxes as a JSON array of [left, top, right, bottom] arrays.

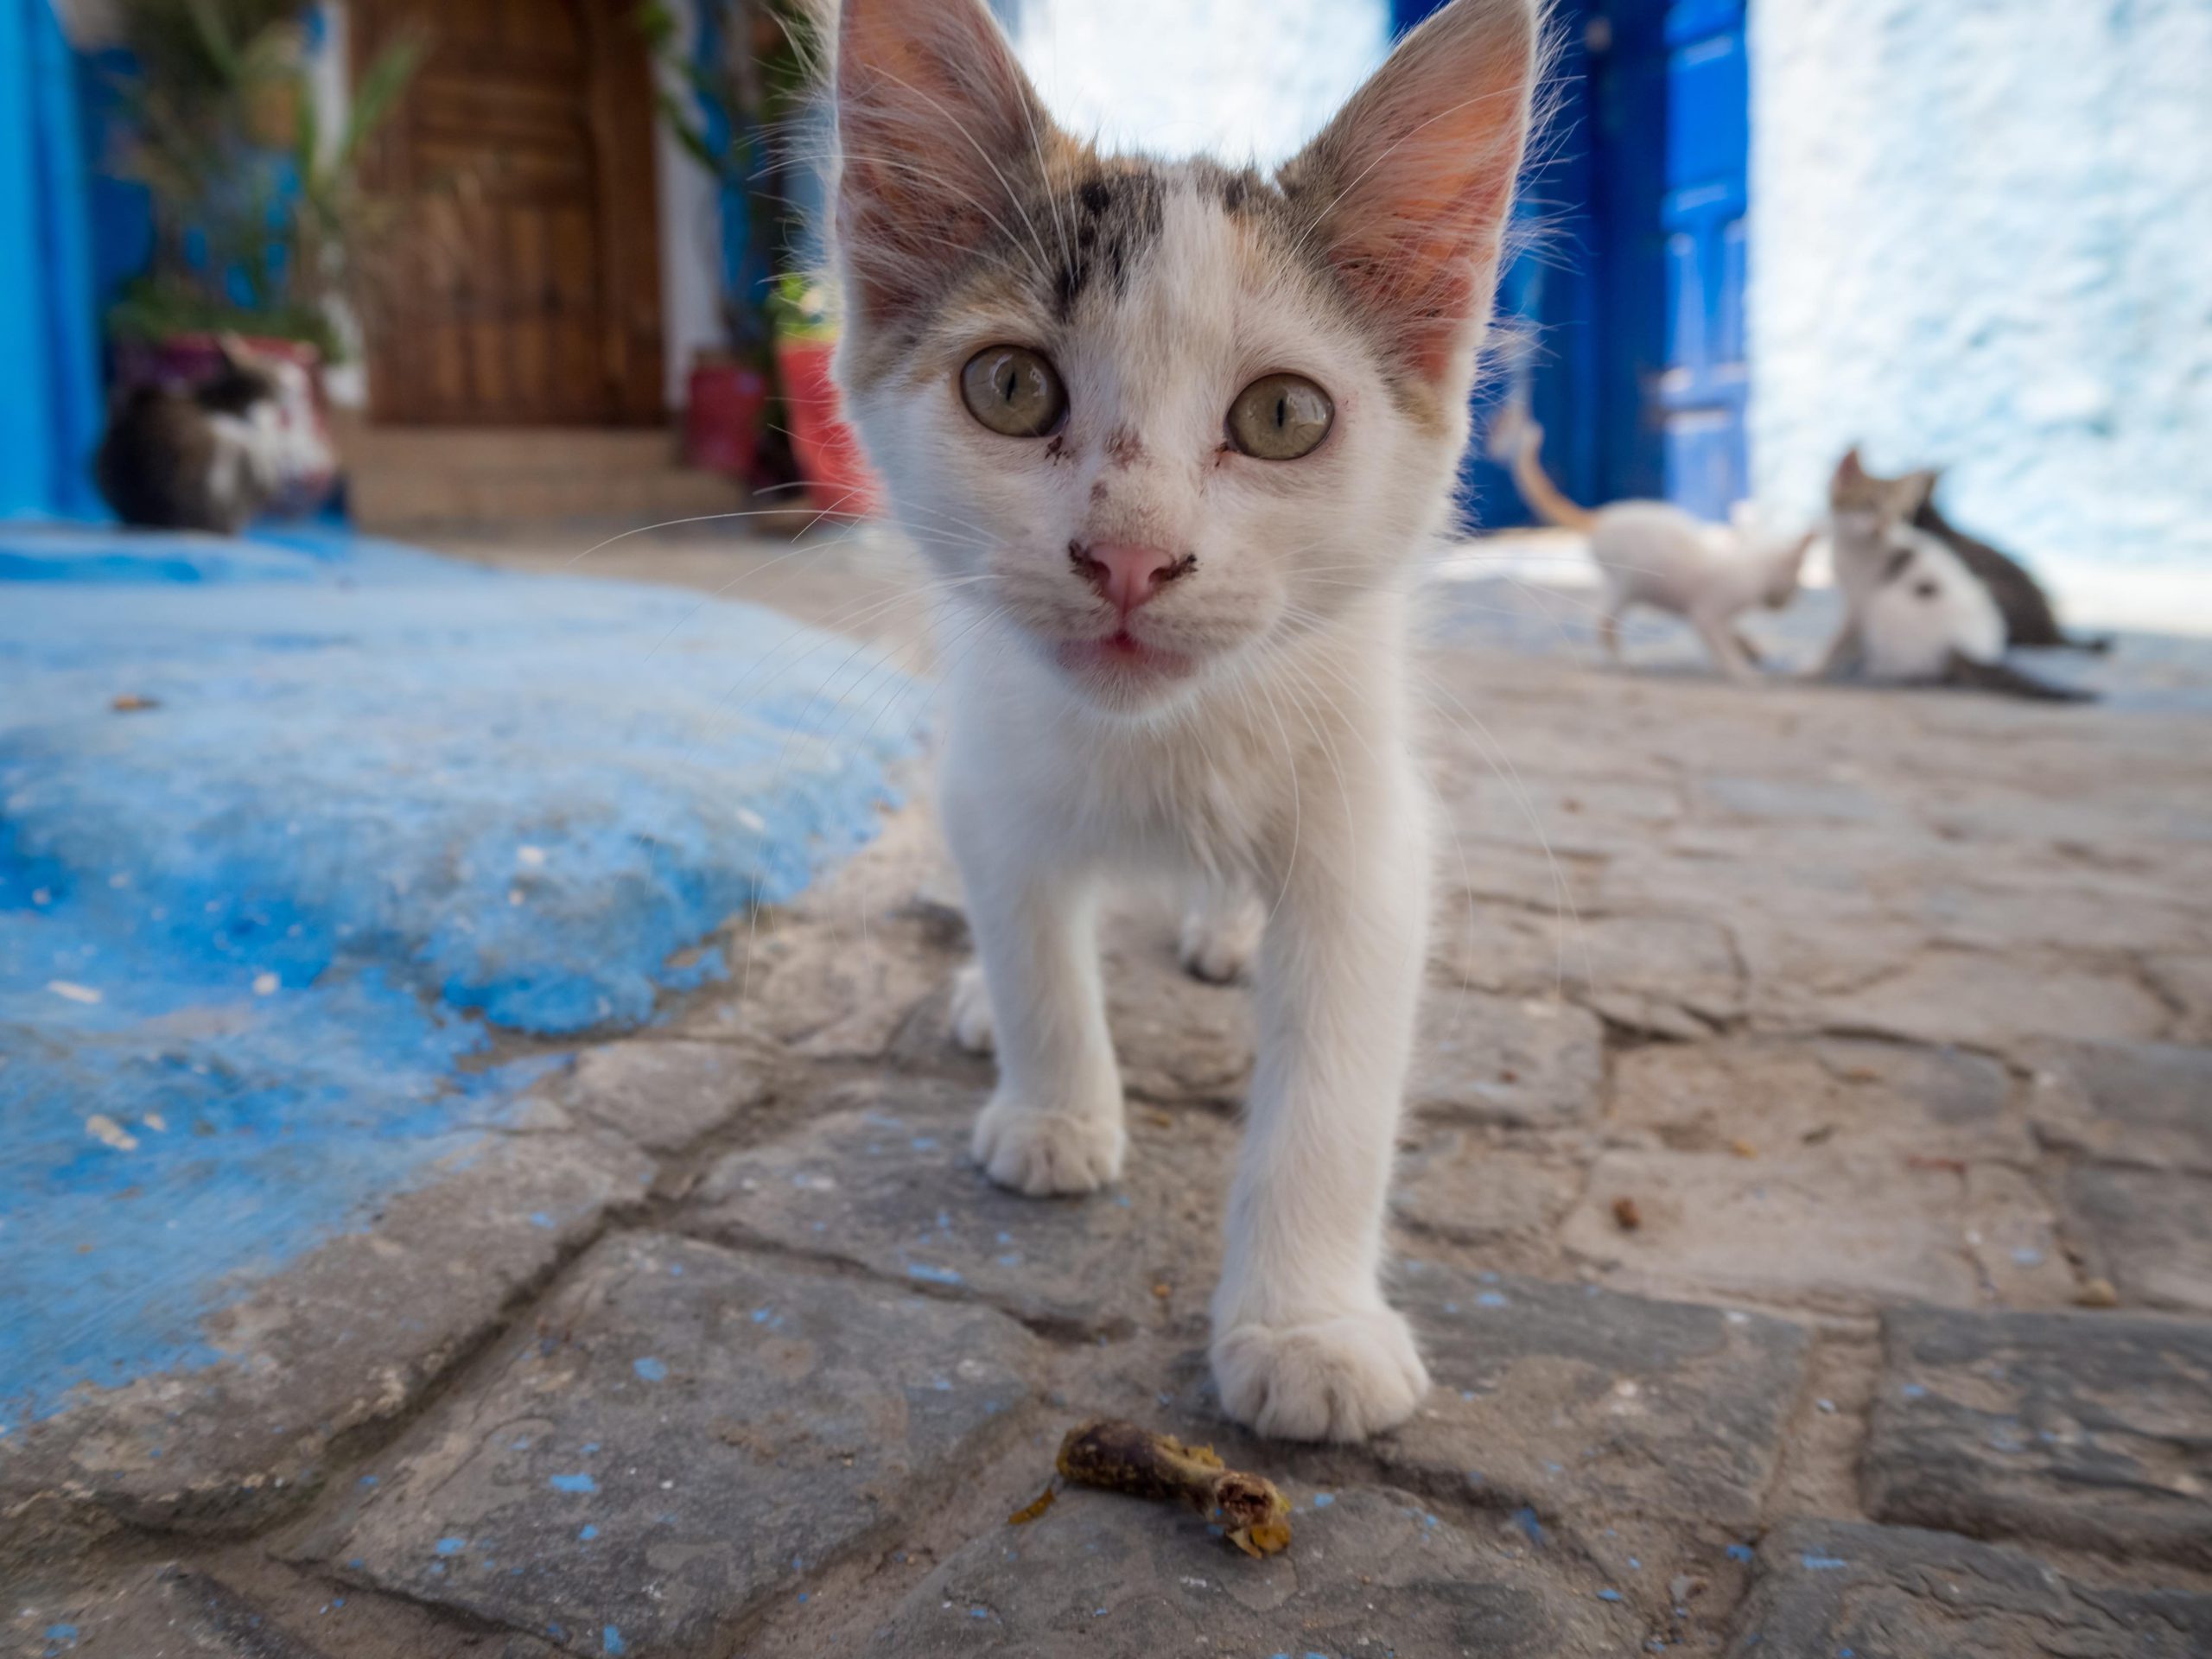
[[1591, 501, 1812, 681], [1822, 512, 2005, 682], [1857, 529, 2005, 681], [832, 0, 1537, 1442]]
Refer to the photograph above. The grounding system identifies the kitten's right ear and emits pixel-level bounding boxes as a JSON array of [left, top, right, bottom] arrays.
[[834, 0, 1058, 330], [1834, 447, 1868, 488], [1283, 0, 1541, 389]]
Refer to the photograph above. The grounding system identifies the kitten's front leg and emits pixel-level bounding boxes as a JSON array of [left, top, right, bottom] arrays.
[[1211, 783, 1432, 1441], [944, 781, 1125, 1196]]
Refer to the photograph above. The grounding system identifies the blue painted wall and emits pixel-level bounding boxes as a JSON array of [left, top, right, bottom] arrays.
[[1750, 0, 2212, 573], [0, 0, 103, 519]]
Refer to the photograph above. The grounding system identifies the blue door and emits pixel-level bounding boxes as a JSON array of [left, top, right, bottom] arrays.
[[1653, 0, 1749, 519], [1393, 0, 1750, 525]]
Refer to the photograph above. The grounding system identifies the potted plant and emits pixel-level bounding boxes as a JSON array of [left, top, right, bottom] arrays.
[[102, 0, 422, 512], [639, 0, 877, 513]]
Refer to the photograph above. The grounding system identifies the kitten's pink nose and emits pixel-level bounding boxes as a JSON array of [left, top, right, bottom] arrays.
[[1071, 540, 1190, 615]]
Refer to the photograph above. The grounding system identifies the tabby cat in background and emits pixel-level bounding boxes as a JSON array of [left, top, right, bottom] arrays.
[[96, 337, 333, 535]]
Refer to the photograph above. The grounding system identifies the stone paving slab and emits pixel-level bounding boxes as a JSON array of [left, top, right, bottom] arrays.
[[0, 1132, 652, 1545], [1816, 948, 2171, 1053], [1376, 1266, 1809, 1532], [1408, 988, 1605, 1126], [2027, 1040, 2212, 1173], [1865, 1307, 2212, 1568], [1561, 1148, 1996, 1309], [1725, 1520, 2212, 1658], [861, 1484, 1644, 1658], [683, 1081, 1233, 1338], [1392, 1128, 1581, 1249], [1606, 1035, 2024, 1163], [300, 1232, 1039, 1657], [531, 1039, 772, 1155], [3, 1564, 339, 1659], [2067, 1166, 2212, 1313]]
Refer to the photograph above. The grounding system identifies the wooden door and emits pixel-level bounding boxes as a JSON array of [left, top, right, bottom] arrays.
[[355, 0, 664, 426]]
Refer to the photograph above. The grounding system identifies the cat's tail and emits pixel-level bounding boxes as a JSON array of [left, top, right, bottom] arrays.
[[1942, 651, 2097, 702], [1489, 407, 1597, 533]]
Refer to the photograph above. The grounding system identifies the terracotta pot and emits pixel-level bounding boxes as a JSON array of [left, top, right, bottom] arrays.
[[773, 334, 880, 518], [683, 353, 769, 476]]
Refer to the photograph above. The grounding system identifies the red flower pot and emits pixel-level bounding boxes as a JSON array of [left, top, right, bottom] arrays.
[[683, 354, 769, 476], [773, 334, 880, 518]]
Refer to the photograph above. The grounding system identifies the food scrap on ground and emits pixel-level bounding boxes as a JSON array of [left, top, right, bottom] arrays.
[[1612, 1196, 1642, 1230], [1053, 1419, 1292, 1558]]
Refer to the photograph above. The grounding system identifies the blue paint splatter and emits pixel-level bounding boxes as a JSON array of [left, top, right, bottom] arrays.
[[359, 1475, 378, 1487], [1801, 1554, 1849, 1571], [579, 1525, 599, 1541], [434, 1537, 466, 1555], [43, 1628, 79, 1648], [632, 1357, 667, 1382], [912, 1136, 939, 1152], [0, 530, 927, 1427], [906, 1263, 964, 1286], [1311, 1492, 1335, 1509], [602, 1627, 626, 1655], [969, 1608, 990, 1619], [1726, 1544, 1756, 1562], [550, 1473, 598, 1494], [1514, 1507, 1545, 1545], [1598, 1588, 1624, 1602], [1475, 1290, 1509, 1307], [529, 1212, 556, 1230], [1901, 1383, 1928, 1399]]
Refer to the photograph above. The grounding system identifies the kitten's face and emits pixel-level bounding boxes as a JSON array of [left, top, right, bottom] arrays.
[[842, 166, 1465, 713], [1830, 448, 1936, 555], [832, 0, 1538, 716]]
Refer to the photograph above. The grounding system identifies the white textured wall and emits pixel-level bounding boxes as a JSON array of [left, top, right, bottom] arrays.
[[1750, 0, 2212, 570], [1012, 0, 1391, 167]]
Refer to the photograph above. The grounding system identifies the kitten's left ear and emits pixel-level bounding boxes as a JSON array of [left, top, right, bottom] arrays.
[[1283, 0, 1541, 387]]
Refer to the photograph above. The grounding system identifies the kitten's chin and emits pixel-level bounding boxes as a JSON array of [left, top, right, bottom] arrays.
[[1047, 629, 1202, 711]]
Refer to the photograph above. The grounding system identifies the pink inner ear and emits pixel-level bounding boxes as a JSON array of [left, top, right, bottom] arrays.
[[836, 0, 1054, 328], [1293, 1, 1538, 385]]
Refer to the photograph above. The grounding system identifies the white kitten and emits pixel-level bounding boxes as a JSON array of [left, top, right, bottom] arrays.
[[1492, 410, 1812, 680], [830, 0, 1541, 1440], [1824, 450, 2088, 699]]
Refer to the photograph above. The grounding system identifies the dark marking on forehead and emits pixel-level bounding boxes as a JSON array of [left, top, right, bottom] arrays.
[[1103, 426, 1145, 467], [1046, 168, 1165, 322], [1045, 432, 1071, 463]]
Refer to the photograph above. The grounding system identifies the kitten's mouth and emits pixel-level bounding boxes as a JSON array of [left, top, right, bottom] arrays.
[[1052, 628, 1196, 684]]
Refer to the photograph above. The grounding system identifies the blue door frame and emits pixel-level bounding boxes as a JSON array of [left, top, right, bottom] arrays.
[[1391, 0, 1750, 527], [0, 0, 103, 520]]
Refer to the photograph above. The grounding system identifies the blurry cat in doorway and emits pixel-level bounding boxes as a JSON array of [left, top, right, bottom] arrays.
[[1823, 450, 2093, 701], [1491, 406, 1814, 681], [1827, 449, 2110, 657], [96, 337, 332, 535], [829, 0, 1542, 1439]]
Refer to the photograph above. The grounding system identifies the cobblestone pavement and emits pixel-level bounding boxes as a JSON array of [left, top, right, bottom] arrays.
[[8, 550, 2212, 1657]]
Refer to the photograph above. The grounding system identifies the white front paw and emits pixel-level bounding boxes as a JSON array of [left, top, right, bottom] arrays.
[[971, 1095, 1124, 1196], [1211, 1306, 1428, 1442], [1177, 894, 1264, 984], [949, 960, 995, 1054]]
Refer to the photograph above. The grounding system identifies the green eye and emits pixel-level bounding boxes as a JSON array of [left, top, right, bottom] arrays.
[[1227, 372, 1333, 460], [960, 346, 1068, 437]]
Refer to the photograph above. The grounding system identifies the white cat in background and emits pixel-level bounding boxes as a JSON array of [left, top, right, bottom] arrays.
[[829, 0, 1541, 1439], [1491, 407, 1814, 680]]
